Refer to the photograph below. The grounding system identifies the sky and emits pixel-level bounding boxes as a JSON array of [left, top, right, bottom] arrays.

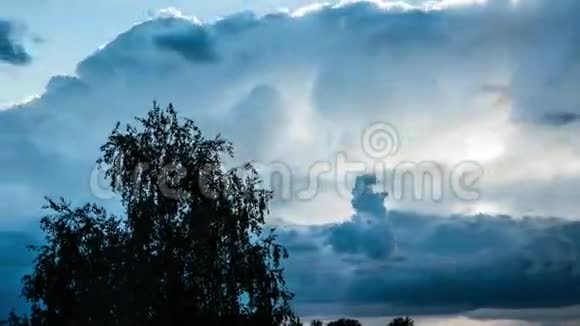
[[1, 0, 580, 324], [0, 0, 317, 106]]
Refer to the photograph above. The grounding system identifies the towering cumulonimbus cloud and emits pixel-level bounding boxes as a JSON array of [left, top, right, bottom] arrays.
[[2, 0, 580, 221]]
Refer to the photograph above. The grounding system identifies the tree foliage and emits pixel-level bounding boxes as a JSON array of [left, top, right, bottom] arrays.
[[21, 103, 298, 326], [387, 317, 414, 326], [327, 319, 362, 326]]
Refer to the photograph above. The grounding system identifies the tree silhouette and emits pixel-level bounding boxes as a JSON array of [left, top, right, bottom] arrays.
[[327, 319, 361, 326], [21, 103, 299, 326], [310, 320, 323, 326], [387, 317, 414, 326]]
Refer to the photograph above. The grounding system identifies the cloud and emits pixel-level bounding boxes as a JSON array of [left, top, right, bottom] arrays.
[[0, 228, 40, 316], [541, 112, 580, 126], [326, 175, 395, 259], [0, 20, 31, 65], [279, 176, 580, 316], [509, 0, 580, 125], [154, 22, 218, 63], [2, 0, 580, 319]]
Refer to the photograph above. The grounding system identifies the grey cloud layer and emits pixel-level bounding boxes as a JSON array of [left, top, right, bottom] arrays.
[[0, 228, 39, 315], [280, 176, 580, 317]]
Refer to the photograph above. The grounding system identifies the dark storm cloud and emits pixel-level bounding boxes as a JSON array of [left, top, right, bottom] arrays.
[[0, 20, 31, 65], [542, 112, 580, 126], [154, 23, 218, 63], [326, 175, 395, 259], [279, 176, 580, 316], [0, 229, 39, 315]]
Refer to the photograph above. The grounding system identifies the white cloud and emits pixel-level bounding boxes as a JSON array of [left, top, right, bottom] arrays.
[[1, 0, 580, 223]]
